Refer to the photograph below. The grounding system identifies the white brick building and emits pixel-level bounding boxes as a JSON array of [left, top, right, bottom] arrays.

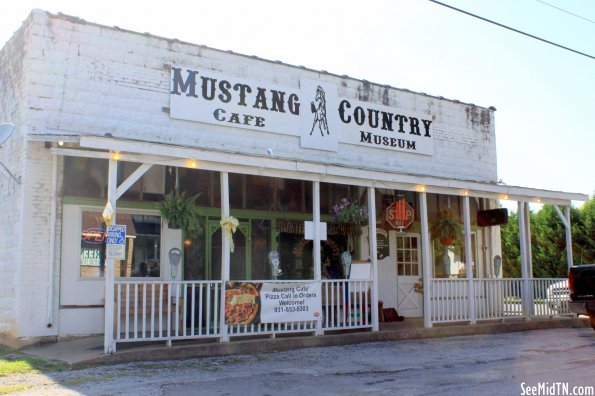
[[0, 10, 586, 350]]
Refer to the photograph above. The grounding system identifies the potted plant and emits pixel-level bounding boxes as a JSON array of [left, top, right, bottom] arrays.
[[430, 210, 463, 246], [158, 192, 203, 236]]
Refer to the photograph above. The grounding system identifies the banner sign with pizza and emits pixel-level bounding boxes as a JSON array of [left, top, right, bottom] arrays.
[[260, 282, 322, 324], [224, 281, 321, 325]]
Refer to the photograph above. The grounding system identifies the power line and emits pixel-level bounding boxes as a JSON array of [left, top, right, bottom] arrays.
[[535, 0, 595, 25], [429, 0, 595, 61]]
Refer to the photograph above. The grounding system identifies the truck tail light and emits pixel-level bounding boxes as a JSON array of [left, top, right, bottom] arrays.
[[568, 270, 576, 295]]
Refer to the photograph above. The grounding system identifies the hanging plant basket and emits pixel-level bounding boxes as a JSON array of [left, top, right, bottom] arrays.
[[430, 210, 463, 247], [158, 192, 203, 236]]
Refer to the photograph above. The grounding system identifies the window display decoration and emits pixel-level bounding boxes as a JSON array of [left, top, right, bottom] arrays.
[[220, 216, 240, 252], [267, 251, 281, 280], [102, 201, 114, 228]]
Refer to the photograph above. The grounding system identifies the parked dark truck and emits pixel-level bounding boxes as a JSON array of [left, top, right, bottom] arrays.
[[569, 264, 595, 330]]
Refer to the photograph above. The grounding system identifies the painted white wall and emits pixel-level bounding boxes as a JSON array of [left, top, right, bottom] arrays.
[[23, 10, 496, 184]]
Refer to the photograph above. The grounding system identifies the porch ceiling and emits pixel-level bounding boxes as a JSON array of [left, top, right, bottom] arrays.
[[42, 134, 587, 206]]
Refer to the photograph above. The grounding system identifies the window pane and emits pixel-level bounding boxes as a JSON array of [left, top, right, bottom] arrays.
[[64, 157, 107, 199], [80, 210, 161, 278]]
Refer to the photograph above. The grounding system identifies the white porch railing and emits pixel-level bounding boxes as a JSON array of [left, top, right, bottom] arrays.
[[430, 278, 571, 324], [321, 279, 373, 331], [113, 279, 372, 346], [114, 280, 222, 343]]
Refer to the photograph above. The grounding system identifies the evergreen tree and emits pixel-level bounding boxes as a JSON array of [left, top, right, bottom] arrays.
[[501, 211, 521, 277], [573, 196, 595, 265], [500, 195, 595, 278]]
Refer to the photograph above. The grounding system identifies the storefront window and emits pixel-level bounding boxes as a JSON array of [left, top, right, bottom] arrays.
[[320, 183, 368, 280], [80, 210, 161, 278], [431, 234, 477, 278], [427, 193, 479, 278], [63, 157, 168, 203], [229, 174, 313, 281], [63, 157, 107, 199]]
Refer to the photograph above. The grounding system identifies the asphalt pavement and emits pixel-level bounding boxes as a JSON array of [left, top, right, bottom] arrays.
[[4, 327, 595, 395]]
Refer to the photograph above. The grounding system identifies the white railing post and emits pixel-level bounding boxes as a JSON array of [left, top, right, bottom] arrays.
[[313, 181, 323, 336], [219, 172, 230, 342], [104, 158, 118, 354], [419, 191, 432, 328], [463, 196, 476, 324], [367, 186, 379, 331]]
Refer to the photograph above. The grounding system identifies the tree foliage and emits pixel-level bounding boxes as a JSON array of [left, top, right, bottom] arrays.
[[500, 195, 595, 278]]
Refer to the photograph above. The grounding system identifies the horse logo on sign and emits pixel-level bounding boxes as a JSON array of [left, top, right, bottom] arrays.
[[309, 86, 330, 136]]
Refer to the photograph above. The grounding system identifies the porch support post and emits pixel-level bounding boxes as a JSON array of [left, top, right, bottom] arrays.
[[219, 172, 230, 342], [104, 158, 118, 354], [47, 154, 58, 327], [367, 187, 379, 331], [313, 181, 323, 335], [518, 201, 531, 319], [523, 203, 533, 277], [419, 191, 432, 328], [463, 196, 476, 324], [554, 205, 574, 270], [564, 206, 573, 269]]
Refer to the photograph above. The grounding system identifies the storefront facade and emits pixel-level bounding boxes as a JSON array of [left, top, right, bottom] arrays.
[[0, 11, 586, 350]]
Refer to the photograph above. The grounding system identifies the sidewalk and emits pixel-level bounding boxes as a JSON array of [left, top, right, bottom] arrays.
[[22, 316, 589, 367]]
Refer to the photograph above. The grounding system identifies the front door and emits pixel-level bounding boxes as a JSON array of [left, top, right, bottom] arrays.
[[395, 233, 423, 317]]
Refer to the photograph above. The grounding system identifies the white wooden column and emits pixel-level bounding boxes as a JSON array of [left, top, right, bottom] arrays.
[[104, 158, 118, 354], [47, 154, 58, 328], [463, 196, 476, 324], [219, 172, 230, 342], [313, 181, 322, 335], [419, 192, 433, 328], [554, 205, 574, 270], [518, 201, 531, 319], [367, 187, 379, 331], [565, 206, 573, 269], [523, 203, 533, 277]]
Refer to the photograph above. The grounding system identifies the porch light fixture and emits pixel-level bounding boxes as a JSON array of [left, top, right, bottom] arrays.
[[416, 185, 426, 192], [0, 123, 22, 184], [189, 160, 197, 168], [111, 151, 121, 161]]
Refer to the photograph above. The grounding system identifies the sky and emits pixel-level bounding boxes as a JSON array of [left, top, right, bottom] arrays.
[[1, 0, 594, 206]]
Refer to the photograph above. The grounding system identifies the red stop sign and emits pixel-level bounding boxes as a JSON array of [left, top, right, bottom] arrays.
[[386, 199, 414, 229]]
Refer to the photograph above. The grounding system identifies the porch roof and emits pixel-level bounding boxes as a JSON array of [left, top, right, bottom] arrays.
[[39, 134, 588, 206]]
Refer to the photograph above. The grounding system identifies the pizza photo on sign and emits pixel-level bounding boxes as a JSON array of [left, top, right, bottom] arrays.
[[225, 282, 261, 325]]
